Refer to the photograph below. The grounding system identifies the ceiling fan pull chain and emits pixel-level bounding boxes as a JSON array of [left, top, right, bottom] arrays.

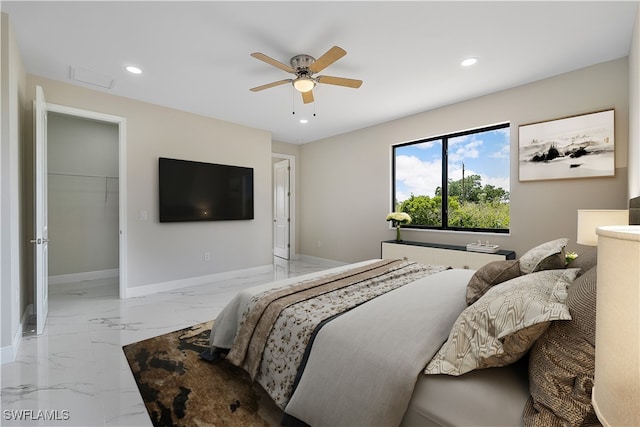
[[292, 87, 296, 115]]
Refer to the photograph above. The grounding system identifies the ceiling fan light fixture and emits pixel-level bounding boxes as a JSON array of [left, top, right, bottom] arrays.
[[293, 77, 315, 93]]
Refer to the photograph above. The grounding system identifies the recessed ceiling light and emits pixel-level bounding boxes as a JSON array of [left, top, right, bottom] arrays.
[[125, 65, 142, 74], [299, 119, 308, 124], [461, 57, 478, 67]]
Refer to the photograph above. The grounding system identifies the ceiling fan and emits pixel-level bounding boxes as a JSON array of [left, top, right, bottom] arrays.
[[249, 46, 363, 104]]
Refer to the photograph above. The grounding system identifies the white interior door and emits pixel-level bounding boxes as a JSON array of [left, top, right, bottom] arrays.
[[33, 85, 49, 334], [273, 159, 290, 259]]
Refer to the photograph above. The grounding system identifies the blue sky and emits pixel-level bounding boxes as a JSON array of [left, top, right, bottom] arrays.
[[394, 127, 510, 202]]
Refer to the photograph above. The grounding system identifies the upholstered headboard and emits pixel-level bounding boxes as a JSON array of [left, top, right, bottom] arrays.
[[630, 197, 640, 225]]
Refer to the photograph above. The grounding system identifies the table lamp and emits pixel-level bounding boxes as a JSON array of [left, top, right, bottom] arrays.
[[592, 225, 640, 426], [576, 209, 629, 246]]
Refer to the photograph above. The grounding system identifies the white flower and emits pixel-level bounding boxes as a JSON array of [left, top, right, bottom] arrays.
[[565, 251, 578, 265], [386, 212, 412, 225]]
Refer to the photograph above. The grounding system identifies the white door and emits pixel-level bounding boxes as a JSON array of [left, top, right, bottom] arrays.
[[273, 159, 290, 259], [33, 85, 49, 334]]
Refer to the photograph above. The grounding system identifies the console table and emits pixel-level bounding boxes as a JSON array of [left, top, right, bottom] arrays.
[[381, 240, 516, 270]]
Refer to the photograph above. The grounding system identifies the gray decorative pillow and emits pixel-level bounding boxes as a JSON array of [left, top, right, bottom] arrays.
[[466, 260, 521, 306], [519, 238, 569, 274], [425, 268, 578, 376], [523, 267, 599, 426]]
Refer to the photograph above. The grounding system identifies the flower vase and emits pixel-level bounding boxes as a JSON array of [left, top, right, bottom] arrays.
[[396, 225, 402, 242]]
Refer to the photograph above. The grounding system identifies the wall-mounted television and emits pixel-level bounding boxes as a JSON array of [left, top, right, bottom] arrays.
[[159, 157, 254, 222]]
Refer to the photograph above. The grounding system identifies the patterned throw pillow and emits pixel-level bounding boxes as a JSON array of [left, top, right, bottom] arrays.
[[425, 268, 578, 376], [519, 238, 569, 274], [523, 266, 599, 426], [466, 259, 521, 306]]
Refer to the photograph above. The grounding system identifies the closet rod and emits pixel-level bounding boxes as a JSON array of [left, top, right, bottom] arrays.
[[48, 172, 119, 179]]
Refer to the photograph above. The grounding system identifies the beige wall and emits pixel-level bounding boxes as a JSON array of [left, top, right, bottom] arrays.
[[26, 75, 273, 290], [1, 12, 27, 358], [272, 140, 300, 158], [298, 58, 630, 263]]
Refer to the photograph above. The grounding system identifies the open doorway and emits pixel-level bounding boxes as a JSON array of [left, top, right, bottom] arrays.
[[31, 87, 127, 335], [272, 153, 296, 260], [36, 95, 127, 307], [47, 112, 120, 290]]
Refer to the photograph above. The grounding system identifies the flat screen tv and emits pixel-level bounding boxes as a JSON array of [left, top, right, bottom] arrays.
[[159, 157, 254, 222]]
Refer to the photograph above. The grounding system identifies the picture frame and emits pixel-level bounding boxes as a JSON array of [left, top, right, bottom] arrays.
[[518, 109, 615, 182]]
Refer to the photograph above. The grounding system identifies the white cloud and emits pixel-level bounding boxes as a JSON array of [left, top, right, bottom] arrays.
[[395, 155, 442, 200], [490, 143, 510, 159], [414, 140, 441, 150], [484, 175, 510, 192], [448, 135, 483, 163]]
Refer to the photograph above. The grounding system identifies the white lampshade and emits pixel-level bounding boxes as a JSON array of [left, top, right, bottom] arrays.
[[576, 209, 628, 246], [293, 77, 315, 93], [592, 225, 640, 426]]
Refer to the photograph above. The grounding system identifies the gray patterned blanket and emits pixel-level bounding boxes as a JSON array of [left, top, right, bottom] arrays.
[[223, 259, 449, 409]]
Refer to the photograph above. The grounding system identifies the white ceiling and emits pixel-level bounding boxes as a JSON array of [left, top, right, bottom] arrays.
[[2, 1, 637, 144]]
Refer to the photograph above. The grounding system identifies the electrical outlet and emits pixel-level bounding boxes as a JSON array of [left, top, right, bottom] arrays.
[[204, 251, 211, 261]]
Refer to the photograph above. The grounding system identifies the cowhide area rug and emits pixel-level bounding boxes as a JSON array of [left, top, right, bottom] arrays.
[[123, 321, 283, 427]]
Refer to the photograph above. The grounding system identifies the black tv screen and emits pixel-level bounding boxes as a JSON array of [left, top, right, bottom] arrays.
[[159, 157, 254, 222]]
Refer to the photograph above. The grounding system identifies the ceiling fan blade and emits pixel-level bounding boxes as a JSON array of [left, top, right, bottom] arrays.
[[316, 75, 363, 89], [250, 79, 292, 92], [309, 46, 346, 73], [302, 90, 314, 104], [251, 52, 295, 74]]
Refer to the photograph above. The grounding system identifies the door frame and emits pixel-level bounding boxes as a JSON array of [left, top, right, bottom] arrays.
[[45, 102, 128, 298], [34, 86, 49, 334], [272, 153, 296, 259], [273, 158, 290, 260]]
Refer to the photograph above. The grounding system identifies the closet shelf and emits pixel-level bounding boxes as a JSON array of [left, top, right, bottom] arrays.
[[48, 172, 119, 179]]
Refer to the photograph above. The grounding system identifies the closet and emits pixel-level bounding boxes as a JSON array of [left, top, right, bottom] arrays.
[[47, 113, 119, 285]]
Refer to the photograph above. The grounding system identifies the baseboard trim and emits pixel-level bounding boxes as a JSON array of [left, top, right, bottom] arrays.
[[0, 345, 15, 365], [296, 254, 346, 267], [123, 264, 274, 299], [49, 269, 119, 286], [1, 305, 31, 365]]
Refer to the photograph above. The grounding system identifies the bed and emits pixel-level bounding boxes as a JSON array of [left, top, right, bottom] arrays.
[[207, 238, 600, 427]]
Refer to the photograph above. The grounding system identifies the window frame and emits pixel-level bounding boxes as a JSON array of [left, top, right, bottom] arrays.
[[391, 122, 510, 234]]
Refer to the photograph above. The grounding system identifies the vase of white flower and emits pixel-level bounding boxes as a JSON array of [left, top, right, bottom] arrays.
[[386, 212, 412, 242]]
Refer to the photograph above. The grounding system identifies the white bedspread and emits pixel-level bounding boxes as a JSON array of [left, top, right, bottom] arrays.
[[284, 268, 474, 427]]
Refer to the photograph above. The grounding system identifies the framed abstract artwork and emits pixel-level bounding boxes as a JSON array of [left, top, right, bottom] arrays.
[[518, 109, 615, 181]]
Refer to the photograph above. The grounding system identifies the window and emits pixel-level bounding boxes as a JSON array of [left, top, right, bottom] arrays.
[[392, 123, 510, 233]]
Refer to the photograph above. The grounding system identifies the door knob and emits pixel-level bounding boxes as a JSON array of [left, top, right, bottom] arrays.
[[29, 238, 50, 244]]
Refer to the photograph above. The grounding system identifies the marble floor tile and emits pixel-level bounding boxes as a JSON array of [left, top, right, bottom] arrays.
[[1, 257, 342, 427]]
